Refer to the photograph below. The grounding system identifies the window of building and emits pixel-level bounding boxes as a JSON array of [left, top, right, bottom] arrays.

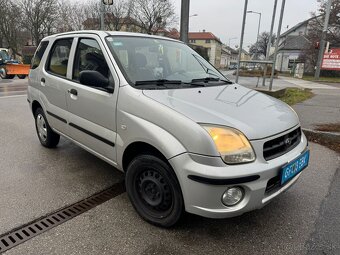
[[205, 39, 211, 43]]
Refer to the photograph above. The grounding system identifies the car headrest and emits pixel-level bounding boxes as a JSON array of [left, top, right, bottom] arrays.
[[134, 53, 147, 68]]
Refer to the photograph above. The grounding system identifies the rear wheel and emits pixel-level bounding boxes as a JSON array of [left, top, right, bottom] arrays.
[[125, 155, 184, 228], [34, 108, 60, 148], [17, 74, 27, 79]]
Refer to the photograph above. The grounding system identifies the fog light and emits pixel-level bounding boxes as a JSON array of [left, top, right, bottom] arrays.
[[222, 187, 244, 206]]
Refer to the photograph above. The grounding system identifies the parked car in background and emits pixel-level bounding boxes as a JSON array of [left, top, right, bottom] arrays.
[[229, 63, 238, 70]]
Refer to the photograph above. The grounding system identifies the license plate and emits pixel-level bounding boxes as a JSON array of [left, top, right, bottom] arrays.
[[281, 150, 310, 185]]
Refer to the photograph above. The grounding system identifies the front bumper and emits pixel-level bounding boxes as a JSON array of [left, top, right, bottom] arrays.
[[169, 130, 308, 218]]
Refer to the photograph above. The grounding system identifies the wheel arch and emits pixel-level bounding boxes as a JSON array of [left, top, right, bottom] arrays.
[[32, 100, 43, 115], [122, 141, 168, 172]]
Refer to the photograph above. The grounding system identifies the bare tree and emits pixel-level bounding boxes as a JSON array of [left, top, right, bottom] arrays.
[[54, 0, 90, 32], [0, 0, 25, 55], [106, 0, 134, 31], [249, 32, 276, 59], [19, 0, 59, 45], [82, 0, 102, 30], [131, 0, 177, 34], [302, 0, 340, 72]]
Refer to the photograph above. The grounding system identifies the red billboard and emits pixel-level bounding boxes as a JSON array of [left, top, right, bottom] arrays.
[[321, 48, 340, 71]]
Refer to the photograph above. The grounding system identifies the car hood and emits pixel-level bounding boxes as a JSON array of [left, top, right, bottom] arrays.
[[142, 84, 299, 140]]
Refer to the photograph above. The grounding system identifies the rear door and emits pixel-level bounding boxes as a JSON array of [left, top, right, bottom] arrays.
[[40, 37, 74, 134], [65, 35, 119, 164]]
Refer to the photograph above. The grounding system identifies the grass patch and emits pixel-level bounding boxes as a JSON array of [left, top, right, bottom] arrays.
[[277, 88, 314, 105], [315, 123, 340, 133], [302, 75, 340, 83], [305, 133, 340, 154]]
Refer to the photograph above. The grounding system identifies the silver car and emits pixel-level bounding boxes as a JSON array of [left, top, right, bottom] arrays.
[[27, 31, 309, 227]]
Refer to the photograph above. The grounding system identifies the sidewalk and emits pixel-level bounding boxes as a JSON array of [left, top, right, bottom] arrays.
[[282, 77, 340, 131]]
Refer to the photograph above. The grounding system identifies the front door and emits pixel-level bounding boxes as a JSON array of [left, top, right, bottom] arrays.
[[65, 36, 119, 164]]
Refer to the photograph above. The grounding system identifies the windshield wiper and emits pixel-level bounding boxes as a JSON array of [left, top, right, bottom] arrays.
[[191, 77, 232, 84], [134, 79, 182, 86]]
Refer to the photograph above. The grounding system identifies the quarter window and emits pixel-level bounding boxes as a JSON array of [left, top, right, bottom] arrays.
[[47, 39, 73, 77], [73, 38, 109, 81]]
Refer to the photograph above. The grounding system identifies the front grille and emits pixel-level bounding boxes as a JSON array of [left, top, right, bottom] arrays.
[[263, 127, 301, 161]]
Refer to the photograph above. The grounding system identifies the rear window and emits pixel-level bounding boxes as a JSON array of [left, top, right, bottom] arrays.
[[31, 41, 49, 69], [46, 39, 73, 77]]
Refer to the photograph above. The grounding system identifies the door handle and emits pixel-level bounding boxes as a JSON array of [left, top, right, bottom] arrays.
[[40, 78, 45, 86], [68, 89, 78, 96]]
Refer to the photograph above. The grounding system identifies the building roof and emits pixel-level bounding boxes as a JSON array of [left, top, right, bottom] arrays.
[[279, 35, 311, 51], [188, 32, 222, 44], [280, 15, 322, 38], [223, 45, 238, 54]]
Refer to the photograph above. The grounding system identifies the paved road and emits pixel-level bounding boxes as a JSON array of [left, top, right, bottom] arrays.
[[0, 80, 339, 255], [0, 78, 28, 97]]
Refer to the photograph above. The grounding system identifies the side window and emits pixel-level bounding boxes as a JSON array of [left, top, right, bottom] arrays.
[[73, 38, 109, 81], [47, 39, 73, 77], [31, 41, 49, 69]]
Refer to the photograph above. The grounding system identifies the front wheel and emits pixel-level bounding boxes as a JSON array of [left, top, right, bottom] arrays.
[[34, 108, 60, 148], [125, 155, 184, 228], [17, 74, 27, 79], [0, 67, 14, 79]]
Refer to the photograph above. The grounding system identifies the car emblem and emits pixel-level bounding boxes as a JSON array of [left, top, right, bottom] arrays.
[[285, 138, 291, 146]]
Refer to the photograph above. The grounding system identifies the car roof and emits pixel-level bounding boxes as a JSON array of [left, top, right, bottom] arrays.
[[42, 30, 182, 44]]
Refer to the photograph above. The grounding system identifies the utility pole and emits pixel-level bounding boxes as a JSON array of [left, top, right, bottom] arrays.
[[314, 0, 333, 80], [100, 0, 105, 30], [269, 0, 286, 91], [236, 0, 248, 83], [262, 0, 278, 86], [180, 0, 190, 43]]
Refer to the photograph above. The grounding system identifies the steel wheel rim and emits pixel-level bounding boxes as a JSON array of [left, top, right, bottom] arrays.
[[36, 114, 47, 142], [136, 169, 174, 218]]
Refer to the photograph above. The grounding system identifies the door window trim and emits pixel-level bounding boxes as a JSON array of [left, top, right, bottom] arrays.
[[71, 37, 110, 82], [68, 36, 117, 94], [44, 37, 75, 80]]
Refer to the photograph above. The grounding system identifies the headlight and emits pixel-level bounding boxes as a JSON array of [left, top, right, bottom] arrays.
[[202, 125, 256, 164]]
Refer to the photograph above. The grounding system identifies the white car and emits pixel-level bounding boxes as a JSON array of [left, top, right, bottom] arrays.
[[27, 31, 309, 227]]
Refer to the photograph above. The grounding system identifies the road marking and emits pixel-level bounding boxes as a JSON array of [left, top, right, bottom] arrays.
[[0, 95, 26, 99]]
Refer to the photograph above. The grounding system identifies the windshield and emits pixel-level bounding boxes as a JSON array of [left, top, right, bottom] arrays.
[[105, 36, 229, 87], [0, 50, 10, 61]]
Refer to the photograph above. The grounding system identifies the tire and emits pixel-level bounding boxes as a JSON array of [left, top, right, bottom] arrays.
[[34, 108, 60, 148], [125, 155, 184, 228], [17, 74, 27, 79], [0, 67, 15, 79]]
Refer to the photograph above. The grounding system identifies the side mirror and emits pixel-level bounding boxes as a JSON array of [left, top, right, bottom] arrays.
[[79, 70, 112, 92]]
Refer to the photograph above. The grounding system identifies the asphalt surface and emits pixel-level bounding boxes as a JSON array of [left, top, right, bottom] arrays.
[[0, 78, 27, 97], [0, 79, 339, 255]]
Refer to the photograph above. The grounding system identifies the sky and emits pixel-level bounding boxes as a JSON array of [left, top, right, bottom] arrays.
[[172, 0, 320, 48]]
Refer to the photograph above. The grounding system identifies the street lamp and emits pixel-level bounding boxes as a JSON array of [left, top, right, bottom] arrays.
[[247, 11, 262, 44], [189, 14, 198, 18]]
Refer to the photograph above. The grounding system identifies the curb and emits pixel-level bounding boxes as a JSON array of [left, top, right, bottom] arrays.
[[302, 128, 340, 143]]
